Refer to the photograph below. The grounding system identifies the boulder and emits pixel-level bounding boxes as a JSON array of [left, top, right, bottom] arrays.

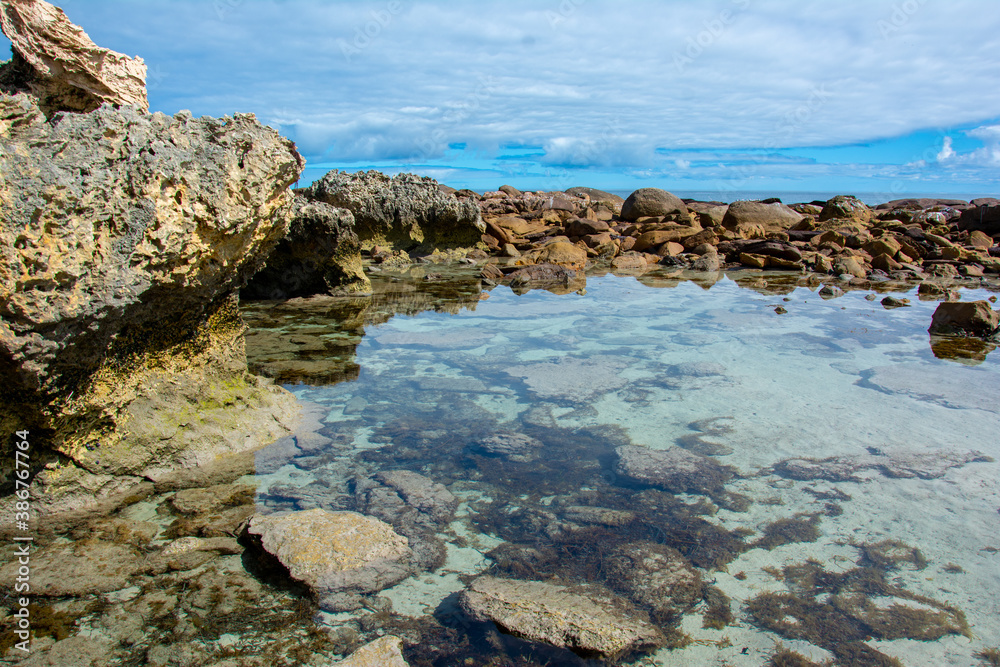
[[473, 432, 543, 462], [0, 93, 303, 509], [959, 201, 1000, 235], [518, 241, 588, 271], [621, 188, 688, 222], [499, 184, 522, 197], [301, 170, 484, 250], [604, 542, 702, 621], [632, 227, 700, 251], [739, 240, 803, 263], [242, 197, 369, 298], [244, 509, 413, 611], [0, 0, 147, 114], [458, 576, 666, 660], [565, 186, 625, 205], [928, 301, 999, 338], [722, 200, 803, 233], [819, 195, 872, 225], [614, 445, 735, 494]]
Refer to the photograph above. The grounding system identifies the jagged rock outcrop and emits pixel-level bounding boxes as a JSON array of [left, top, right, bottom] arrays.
[[301, 169, 484, 251], [0, 91, 304, 519], [0, 0, 147, 114], [242, 196, 370, 298]]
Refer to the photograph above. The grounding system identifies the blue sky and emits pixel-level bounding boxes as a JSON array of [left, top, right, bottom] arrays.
[[3, 0, 1000, 199]]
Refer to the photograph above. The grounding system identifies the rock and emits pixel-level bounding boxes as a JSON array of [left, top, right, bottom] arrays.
[[959, 201, 1000, 235], [632, 227, 700, 251], [604, 541, 702, 621], [565, 218, 611, 237], [818, 284, 844, 299], [331, 636, 409, 667], [503, 263, 583, 292], [244, 509, 413, 611], [722, 200, 803, 233], [518, 241, 588, 271], [0, 540, 151, 595], [474, 432, 543, 462], [539, 193, 580, 213], [242, 197, 369, 298], [621, 188, 688, 222], [968, 230, 994, 249], [614, 445, 735, 494], [775, 449, 992, 482], [499, 184, 522, 197], [0, 94, 303, 500], [928, 301, 999, 337], [835, 256, 867, 279], [301, 170, 484, 250], [0, 0, 147, 114], [740, 240, 803, 262], [565, 186, 625, 205], [504, 356, 628, 402], [819, 195, 872, 225], [690, 251, 721, 272], [171, 483, 254, 515], [881, 296, 910, 309], [4, 636, 116, 667], [458, 576, 666, 659], [686, 201, 729, 227]]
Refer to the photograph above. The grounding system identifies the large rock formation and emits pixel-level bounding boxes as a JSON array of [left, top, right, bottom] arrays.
[[1, 76, 303, 517], [300, 169, 484, 251], [0, 0, 147, 115]]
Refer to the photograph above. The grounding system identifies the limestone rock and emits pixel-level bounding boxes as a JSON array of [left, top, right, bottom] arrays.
[[504, 356, 628, 402], [819, 195, 872, 225], [0, 540, 151, 595], [458, 576, 666, 659], [245, 509, 413, 611], [614, 445, 735, 494], [928, 301, 999, 338], [621, 188, 688, 221], [0, 0, 147, 114], [243, 197, 369, 298], [474, 432, 543, 462], [331, 636, 409, 667], [723, 200, 803, 233], [301, 170, 484, 250], [0, 94, 303, 497], [518, 241, 588, 271], [604, 541, 703, 621], [565, 186, 624, 205]]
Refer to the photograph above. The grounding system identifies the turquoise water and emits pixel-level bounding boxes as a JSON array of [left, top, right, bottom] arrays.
[[247, 270, 1000, 665]]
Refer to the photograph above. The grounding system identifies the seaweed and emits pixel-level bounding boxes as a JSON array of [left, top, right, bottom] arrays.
[[770, 644, 831, 667], [753, 513, 822, 550], [976, 647, 1000, 666], [702, 586, 734, 630]]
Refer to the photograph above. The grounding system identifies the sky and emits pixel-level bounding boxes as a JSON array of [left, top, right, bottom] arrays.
[[3, 0, 1000, 200]]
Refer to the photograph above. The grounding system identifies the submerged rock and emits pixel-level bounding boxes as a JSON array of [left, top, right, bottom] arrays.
[[604, 541, 703, 622], [928, 301, 999, 338], [614, 445, 736, 494], [244, 509, 413, 611], [301, 169, 484, 251], [473, 432, 543, 462], [0, 0, 147, 114], [332, 636, 409, 666], [458, 576, 666, 659]]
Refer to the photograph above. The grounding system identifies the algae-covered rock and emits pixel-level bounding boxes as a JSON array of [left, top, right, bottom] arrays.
[[332, 636, 410, 666], [458, 575, 666, 659], [301, 169, 484, 251], [614, 444, 736, 494], [604, 541, 702, 622]]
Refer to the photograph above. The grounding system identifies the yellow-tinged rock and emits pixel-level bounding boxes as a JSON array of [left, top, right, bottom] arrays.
[[520, 241, 588, 271], [331, 636, 409, 667]]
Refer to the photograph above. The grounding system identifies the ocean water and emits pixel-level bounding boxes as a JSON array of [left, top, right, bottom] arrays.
[[244, 268, 1000, 666]]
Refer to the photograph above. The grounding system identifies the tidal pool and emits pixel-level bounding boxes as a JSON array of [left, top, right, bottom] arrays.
[[242, 267, 1000, 666]]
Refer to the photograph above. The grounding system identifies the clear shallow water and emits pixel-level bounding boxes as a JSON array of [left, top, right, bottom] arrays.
[[246, 270, 1000, 666]]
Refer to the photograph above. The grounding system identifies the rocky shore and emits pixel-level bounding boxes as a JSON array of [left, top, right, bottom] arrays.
[[2, 2, 999, 666]]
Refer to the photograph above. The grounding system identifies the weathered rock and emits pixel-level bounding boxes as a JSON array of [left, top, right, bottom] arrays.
[[0, 0, 147, 114], [689, 251, 721, 272], [723, 200, 803, 233], [0, 540, 151, 595], [0, 92, 303, 510], [458, 576, 666, 659], [504, 356, 628, 402], [242, 197, 369, 298], [614, 445, 735, 494], [819, 195, 872, 225], [499, 184, 522, 197], [959, 201, 1000, 235], [632, 227, 700, 251], [604, 541, 702, 621], [565, 186, 625, 205], [503, 263, 584, 292], [621, 188, 688, 222], [245, 509, 413, 611], [928, 301, 999, 338], [518, 241, 588, 271], [739, 240, 803, 263], [565, 218, 611, 237], [474, 432, 543, 462], [774, 450, 992, 482], [331, 636, 409, 667], [301, 170, 484, 250]]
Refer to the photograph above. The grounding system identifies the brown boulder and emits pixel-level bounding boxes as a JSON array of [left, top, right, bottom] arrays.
[[0, 0, 147, 114], [519, 241, 588, 271], [819, 195, 872, 225], [722, 200, 802, 233], [621, 188, 688, 222], [928, 301, 999, 338]]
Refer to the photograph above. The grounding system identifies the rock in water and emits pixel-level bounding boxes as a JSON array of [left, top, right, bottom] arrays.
[[0, 0, 147, 114], [245, 509, 413, 611], [332, 636, 409, 667], [604, 541, 703, 622], [301, 169, 484, 251], [458, 576, 666, 659], [928, 301, 999, 338], [614, 445, 735, 494], [0, 88, 303, 518]]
